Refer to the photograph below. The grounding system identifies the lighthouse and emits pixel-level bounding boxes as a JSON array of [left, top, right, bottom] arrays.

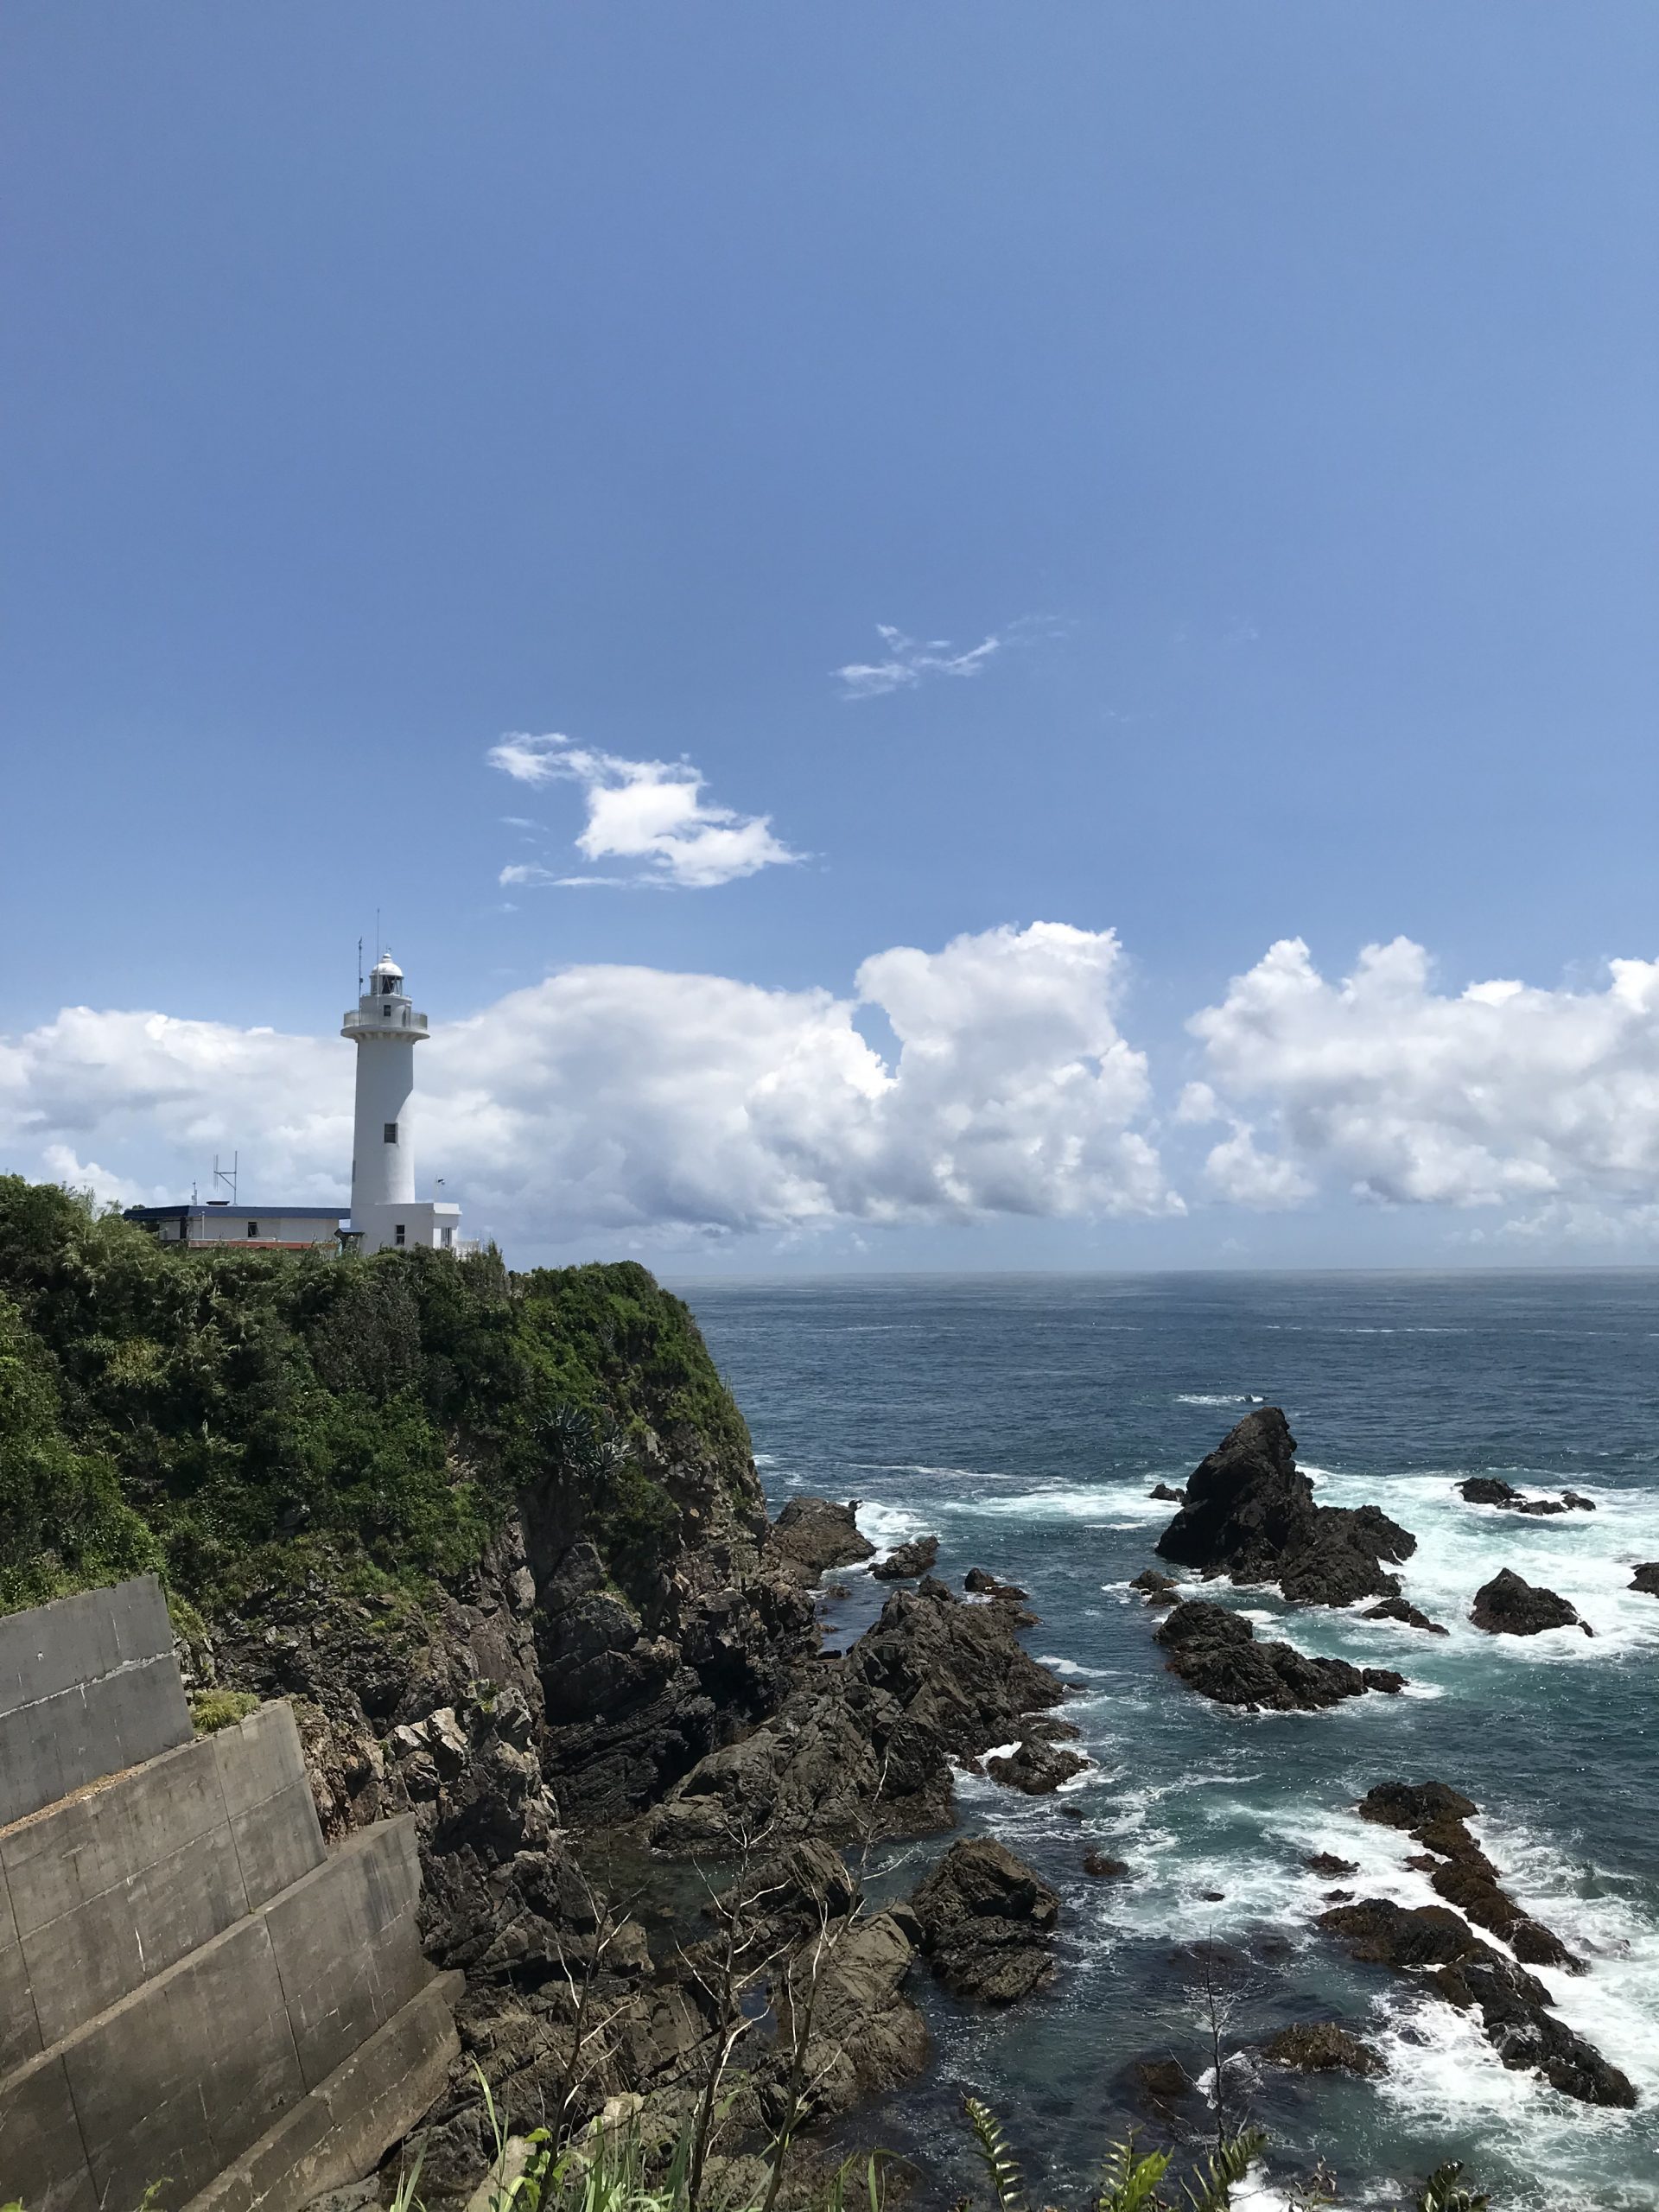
[[343, 953, 464, 1254]]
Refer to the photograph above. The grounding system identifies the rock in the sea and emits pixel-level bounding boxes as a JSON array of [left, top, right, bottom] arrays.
[[1083, 1851, 1131, 1879], [768, 1497, 876, 1580], [909, 1837, 1059, 2005], [1154, 1599, 1402, 1713], [1458, 1477, 1593, 1516], [985, 1725, 1089, 1796], [1630, 1562, 1659, 1596], [1155, 1408, 1415, 1606], [1149, 1482, 1186, 1503], [1319, 1898, 1633, 2106], [1262, 2022, 1385, 2076], [1132, 2056, 1198, 2109], [1361, 1595, 1448, 1636], [1471, 1568, 1586, 1637], [872, 1534, 940, 1581], [1355, 1778, 1582, 1975], [645, 1577, 1067, 1853], [1305, 1852, 1359, 1878]]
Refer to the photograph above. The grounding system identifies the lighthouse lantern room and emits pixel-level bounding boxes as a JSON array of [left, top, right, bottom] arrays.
[[343, 954, 463, 1254]]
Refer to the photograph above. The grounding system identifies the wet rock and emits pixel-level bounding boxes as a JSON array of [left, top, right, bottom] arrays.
[[1361, 1596, 1448, 1636], [1132, 2056, 1198, 2108], [1363, 1668, 1407, 1694], [1319, 1898, 1633, 2107], [1130, 1567, 1179, 1599], [964, 1567, 1028, 1599], [769, 1497, 876, 1580], [1357, 1781, 1583, 1974], [1305, 1852, 1360, 1878], [1562, 1491, 1597, 1511], [1459, 1477, 1523, 1506], [909, 1838, 1059, 2005], [985, 1724, 1089, 1796], [1149, 1482, 1186, 1503], [1323, 1889, 1354, 1903], [1630, 1563, 1659, 1597], [1155, 1408, 1415, 1606], [1471, 1569, 1586, 1637], [1154, 1599, 1402, 1713], [872, 1535, 940, 1581], [1262, 2022, 1385, 2076], [1083, 1851, 1132, 1879], [645, 1578, 1067, 1853]]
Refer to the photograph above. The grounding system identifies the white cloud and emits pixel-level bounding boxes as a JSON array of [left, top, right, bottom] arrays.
[[836, 624, 1001, 700], [1, 924, 1176, 1244], [487, 732, 800, 889], [1190, 936, 1659, 1211]]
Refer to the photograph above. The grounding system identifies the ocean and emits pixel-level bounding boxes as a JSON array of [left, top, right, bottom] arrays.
[[676, 1272, 1659, 2212]]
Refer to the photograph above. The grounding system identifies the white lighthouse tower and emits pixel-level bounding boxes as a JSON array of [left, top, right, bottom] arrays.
[[343, 953, 463, 1254]]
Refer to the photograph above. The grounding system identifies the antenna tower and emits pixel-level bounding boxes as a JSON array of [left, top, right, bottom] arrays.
[[213, 1153, 238, 1207]]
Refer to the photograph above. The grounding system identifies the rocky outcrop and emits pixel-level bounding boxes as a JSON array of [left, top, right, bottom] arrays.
[[1305, 1852, 1359, 1877], [1471, 1570, 1587, 1637], [1083, 1851, 1132, 1879], [1360, 1595, 1447, 1635], [1154, 1599, 1405, 1713], [872, 1535, 940, 1581], [1458, 1478, 1594, 1516], [1356, 1781, 1581, 1973], [1262, 2023, 1384, 2076], [983, 1719, 1088, 1795], [909, 1839, 1059, 2005], [1130, 1567, 1179, 1608], [1319, 1897, 1633, 2106], [767, 1497, 876, 1581], [1630, 1564, 1659, 1597], [644, 1578, 1068, 1853], [1149, 1482, 1185, 1503], [1155, 1409, 1415, 1606]]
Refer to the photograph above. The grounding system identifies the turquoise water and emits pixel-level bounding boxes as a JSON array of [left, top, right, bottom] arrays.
[[677, 1274, 1659, 2211]]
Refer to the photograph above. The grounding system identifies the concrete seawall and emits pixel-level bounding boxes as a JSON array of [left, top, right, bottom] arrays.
[[0, 1577, 457, 2212]]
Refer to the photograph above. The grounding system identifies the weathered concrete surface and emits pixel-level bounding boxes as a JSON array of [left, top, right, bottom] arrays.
[[182, 1973, 464, 2212], [0, 1576, 192, 1827], [0, 1817, 439, 2212], [0, 1700, 326, 2050]]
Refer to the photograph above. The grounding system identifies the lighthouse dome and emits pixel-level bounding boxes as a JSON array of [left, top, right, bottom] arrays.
[[371, 954, 404, 982]]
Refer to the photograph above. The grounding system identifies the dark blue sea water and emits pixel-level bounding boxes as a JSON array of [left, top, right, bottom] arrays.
[[676, 1274, 1659, 2212]]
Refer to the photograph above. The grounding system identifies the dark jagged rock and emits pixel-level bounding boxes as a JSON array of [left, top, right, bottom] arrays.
[[1361, 1595, 1448, 1635], [1149, 1482, 1186, 1503], [1131, 1567, 1179, 1596], [1132, 2056, 1198, 2108], [1471, 1569, 1586, 1637], [1305, 1852, 1359, 1878], [1458, 1477, 1595, 1517], [985, 1720, 1088, 1796], [1459, 1477, 1522, 1506], [1357, 1781, 1582, 1973], [1154, 1599, 1403, 1713], [1262, 2022, 1385, 2076], [872, 1534, 940, 1581], [1155, 1408, 1415, 1606], [645, 1578, 1066, 1853], [909, 1838, 1059, 2005], [1083, 1851, 1132, 1879], [768, 1497, 876, 1581], [1319, 1899, 1633, 2107], [1631, 1564, 1659, 1597]]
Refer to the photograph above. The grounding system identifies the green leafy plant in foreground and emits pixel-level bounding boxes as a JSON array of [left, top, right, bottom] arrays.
[[964, 2095, 1265, 2212]]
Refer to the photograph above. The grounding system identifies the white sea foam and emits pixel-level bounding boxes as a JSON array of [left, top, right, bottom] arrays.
[[1174, 1392, 1253, 1406], [957, 1482, 1173, 1522], [851, 1499, 928, 1554]]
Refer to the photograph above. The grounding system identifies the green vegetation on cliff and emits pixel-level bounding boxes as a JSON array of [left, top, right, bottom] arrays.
[[0, 1177, 753, 1618]]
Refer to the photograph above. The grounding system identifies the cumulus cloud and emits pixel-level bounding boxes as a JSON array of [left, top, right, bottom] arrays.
[[1, 924, 1175, 1244], [487, 732, 800, 889], [1190, 936, 1659, 1211], [835, 624, 1001, 700]]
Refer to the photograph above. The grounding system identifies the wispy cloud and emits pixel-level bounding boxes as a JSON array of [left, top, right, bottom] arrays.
[[487, 732, 801, 890], [835, 624, 1001, 700], [835, 615, 1070, 701]]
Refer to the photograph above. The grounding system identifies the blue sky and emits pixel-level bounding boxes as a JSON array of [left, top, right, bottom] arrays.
[[4, 5, 1658, 1268]]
